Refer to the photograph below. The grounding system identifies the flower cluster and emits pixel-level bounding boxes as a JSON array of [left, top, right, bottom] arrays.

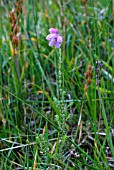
[[46, 28, 63, 48]]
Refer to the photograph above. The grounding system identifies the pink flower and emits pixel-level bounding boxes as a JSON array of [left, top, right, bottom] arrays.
[[46, 28, 63, 48]]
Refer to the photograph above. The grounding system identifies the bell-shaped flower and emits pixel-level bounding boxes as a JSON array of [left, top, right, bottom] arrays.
[[46, 28, 63, 48]]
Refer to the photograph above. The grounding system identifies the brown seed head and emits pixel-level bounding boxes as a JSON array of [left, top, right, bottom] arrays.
[[87, 77, 91, 85], [12, 36, 19, 45], [16, 1, 23, 15], [11, 23, 15, 31], [14, 25, 19, 34], [82, 0, 87, 5], [10, 9, 15, 16]]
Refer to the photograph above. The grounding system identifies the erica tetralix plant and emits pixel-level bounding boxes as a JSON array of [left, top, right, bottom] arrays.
[[46, 28, 63, 48]]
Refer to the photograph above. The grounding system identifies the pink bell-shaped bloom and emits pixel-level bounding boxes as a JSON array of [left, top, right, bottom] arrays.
[[46, 28, 63, 48], [57, 35, 63, 43], [49, 28, 59, 34]]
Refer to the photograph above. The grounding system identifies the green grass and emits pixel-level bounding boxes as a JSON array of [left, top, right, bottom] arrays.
[[0, 0, 114, 169]]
